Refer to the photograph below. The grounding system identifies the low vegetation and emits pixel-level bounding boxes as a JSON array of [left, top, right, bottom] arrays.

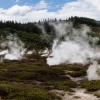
[[67, 70, 86, 78], [80, 80, 100, 92], [0, 55, 79, 99], [0, 82, 62, 100]]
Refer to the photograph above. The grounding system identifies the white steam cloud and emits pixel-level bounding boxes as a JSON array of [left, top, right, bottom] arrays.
[[47, 22, 100, 65], [87, 61, 100, 80], [0, 34, 26, 61], [40, 48, 50, 57]]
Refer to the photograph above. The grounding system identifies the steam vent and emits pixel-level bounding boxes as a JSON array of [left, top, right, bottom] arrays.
[[0, 0, 100, 99]]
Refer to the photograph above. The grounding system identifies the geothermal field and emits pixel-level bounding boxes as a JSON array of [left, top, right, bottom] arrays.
[[0, 0, 100, 99], [0, 20, 100, 100]]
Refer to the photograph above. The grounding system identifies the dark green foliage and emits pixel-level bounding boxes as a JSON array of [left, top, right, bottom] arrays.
[[45, 80, 77, 91], [0, 61, 68, 82], [65, 65, 86, 71], [0, 21, 41, 34], [33, 70, 66, 82], [68, 16, 100, 27], [0, 16, 99, 34], [0, 20, 56, 35], [0, 83, 61, 100], [80, 80, 100, 91], [0, 16, 100, 49], [0, 86, 9, 99], [0, 28, 54, 49], [0, 56, 79, 99], [67, 70, 86, 77]]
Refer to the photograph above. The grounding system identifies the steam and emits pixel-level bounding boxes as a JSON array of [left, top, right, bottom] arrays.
[[40, 48, 49, 57], [27, 50, 34, 55], [46, 22, 100, 65], [0, 33, 26, 61], [87, 61, 100, 80]]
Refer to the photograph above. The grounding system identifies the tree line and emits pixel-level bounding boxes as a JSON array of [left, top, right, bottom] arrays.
[[0, 16, 100, 50], [0, 16, 99, 34]]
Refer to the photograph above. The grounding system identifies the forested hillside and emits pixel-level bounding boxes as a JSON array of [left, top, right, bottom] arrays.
[[0, 16, 100, 50]]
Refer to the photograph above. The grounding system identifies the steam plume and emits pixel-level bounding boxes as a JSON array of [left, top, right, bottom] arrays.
[[87, 61, 100, 80], [46, 22, 100, 65], [0, 33, 26, 61]]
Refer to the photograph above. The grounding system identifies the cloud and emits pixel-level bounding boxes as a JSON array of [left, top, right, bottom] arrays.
[[58, 0, 100, 20], [6, 5, 32, 15], [84, 0, 100, 10], [0, 0, 99, 22], [16, 0, 19, 3], [34, 0, 49, 10]]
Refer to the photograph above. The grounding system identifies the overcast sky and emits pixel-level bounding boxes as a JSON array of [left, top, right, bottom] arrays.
[[0, 0, 99, 22]]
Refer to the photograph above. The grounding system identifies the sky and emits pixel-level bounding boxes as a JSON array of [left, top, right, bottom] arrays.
[[0, 0, 99, 22]]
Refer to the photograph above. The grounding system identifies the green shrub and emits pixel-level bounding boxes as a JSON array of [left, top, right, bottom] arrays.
[[45, 80, 77, 91], [65, 65, 85, 71], [68, 70, 86, 77], [0, 83, 61, 100], [80, 80, 100, 91]]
